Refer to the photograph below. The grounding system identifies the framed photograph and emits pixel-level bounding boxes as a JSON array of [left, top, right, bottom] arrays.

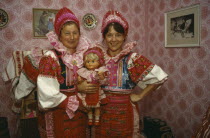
[[33, 8, 58, 38], [165, 4, 200, 47]]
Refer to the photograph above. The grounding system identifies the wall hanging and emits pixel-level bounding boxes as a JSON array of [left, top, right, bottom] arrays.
[[164, 4, 200, 47], [33, 8, 59, 38], [82, 13, 97, 30]]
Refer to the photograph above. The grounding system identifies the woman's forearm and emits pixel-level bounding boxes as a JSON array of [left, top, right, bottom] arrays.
[[139, 84, 160, 99], [130, 84, 160, 102]]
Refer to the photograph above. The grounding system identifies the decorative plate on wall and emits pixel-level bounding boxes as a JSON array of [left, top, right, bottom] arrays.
[[82, 13, 97, 30], [0, 9, 9, 28]]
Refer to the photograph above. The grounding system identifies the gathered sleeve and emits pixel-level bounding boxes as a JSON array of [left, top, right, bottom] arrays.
[[37, 53, 66, 109], [127, 53, 168, 89]]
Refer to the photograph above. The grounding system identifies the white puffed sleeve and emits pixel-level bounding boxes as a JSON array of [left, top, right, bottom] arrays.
[[137, 65, 168, 89], [15, 72, 36, 100], [37, 51, 66, 109], [37, 75, 66, 109], [127, 53, 168, 89]]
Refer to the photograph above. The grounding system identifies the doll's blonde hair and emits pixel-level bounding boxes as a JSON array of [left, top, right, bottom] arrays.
[[84, 53, 99, 62], [83, 47, 105, 67]]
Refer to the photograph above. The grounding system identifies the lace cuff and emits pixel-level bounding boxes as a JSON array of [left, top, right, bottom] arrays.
[[66, 95, 79, 119]]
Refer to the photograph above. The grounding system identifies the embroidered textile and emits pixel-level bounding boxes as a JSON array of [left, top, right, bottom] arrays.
[[95, 94, 133, 138], [39, 55, 64, 84], [96, 41, 168, 137], [39, 52, 88, 138], [101, 10, 129, 36], [128, 54, 154, 83], [54, 7, 79, 36]]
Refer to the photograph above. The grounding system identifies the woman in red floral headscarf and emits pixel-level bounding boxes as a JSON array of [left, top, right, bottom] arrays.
[[37, 7, 96, 138], [93, 11, 168, 138]]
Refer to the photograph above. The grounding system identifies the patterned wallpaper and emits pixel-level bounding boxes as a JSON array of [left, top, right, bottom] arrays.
[[0, 0, 209, 138], [140, 0, 210, 138]]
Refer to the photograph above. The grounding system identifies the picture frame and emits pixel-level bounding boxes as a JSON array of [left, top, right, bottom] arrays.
[[33, 8, 59, 38], [164, 4, 200, 47]]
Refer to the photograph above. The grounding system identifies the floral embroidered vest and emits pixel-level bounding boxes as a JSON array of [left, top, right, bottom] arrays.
[[102, 53, 136, 93]]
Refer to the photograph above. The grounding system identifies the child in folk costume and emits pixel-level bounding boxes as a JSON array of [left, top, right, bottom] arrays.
[[77, 46, 108, 125]]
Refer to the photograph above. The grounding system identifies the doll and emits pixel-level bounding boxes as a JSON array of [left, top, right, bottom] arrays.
[[77, 47, 108, 125]]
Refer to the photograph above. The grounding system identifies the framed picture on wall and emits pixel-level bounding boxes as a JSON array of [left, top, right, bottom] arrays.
[[164, 4, 200, 47], [33, 8, 58, 38]]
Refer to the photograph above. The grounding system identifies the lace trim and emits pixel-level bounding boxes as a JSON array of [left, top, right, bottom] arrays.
[[46, 31, 91, 69], [66, 95, 79, 119], [102, 41, 137, 63], [45, 111, 55, 138]]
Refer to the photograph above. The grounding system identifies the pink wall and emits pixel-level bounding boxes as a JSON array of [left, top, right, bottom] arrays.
[[140, 0, 210, 138], [0, 0, 209, 138]]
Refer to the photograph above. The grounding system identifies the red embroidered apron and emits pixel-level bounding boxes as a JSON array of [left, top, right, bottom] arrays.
[[95, 93, 133, 138], [45, 92, 88, 138]]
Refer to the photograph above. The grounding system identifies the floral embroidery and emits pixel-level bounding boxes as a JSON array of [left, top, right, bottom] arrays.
[[128, 54, 154, 83], [39, 56, 64, 84]]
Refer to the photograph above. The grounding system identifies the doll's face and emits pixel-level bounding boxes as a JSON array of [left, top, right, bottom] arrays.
[[85, 58, 100, 70]]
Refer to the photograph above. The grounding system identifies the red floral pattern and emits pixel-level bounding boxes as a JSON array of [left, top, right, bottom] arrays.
[[39, 56, 64, 84], [22, 56, 39, 83], [128, 54, 154, 83]]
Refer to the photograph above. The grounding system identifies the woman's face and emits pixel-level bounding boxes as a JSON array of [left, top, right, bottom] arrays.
[[59, 23, 80, 51], [104, 26, 125, 54]]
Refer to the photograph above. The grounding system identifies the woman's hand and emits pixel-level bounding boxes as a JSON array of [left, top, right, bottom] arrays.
[[77, 80, 99, 93], [98, 72, 105, 80]]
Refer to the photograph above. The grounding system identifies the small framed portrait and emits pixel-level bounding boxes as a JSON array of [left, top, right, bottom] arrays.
[[83, 13, 97, 30], [33, 8, 59, 38], [0, 9, 9, 28], [165, 4, 200, 47]]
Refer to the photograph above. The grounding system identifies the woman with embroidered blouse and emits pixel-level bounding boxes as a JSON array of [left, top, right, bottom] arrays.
[[37, 7, 96, 138], [93, 11, 168, 138]]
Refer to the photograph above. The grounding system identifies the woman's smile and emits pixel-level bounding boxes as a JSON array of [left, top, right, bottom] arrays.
[[105, 26, 125, 56]]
